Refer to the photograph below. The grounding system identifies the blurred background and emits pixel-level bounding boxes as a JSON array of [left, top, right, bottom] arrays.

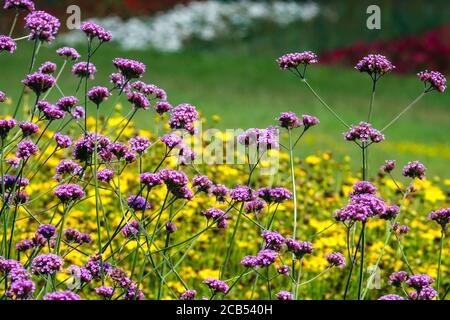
[[1, 0, 449, 176]]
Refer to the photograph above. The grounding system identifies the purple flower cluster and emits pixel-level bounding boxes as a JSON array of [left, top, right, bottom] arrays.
[[203, 278, 229, 294], [19, 122, 39, 136], [355, 54, 395, 78], [127, 91, 150, 109], [402, 161, 426, 179], [276, 291, 293, 300], [278, 112, 301, 129], [344, 122, 384, 143], [335, 193, 386, 223], [113, 58, 146, 80], [381, 160, 396, 173], [31, 253, 62, 275], [54, 132, 72, 149], [44, 291, 81, 300], [155, 101, 172, 115], [4, 0, 35, 11], [388, 271, 409, 287], [0, 118, 16, 138], [285, 239, 314, 258], [238, 127, 279, 149], [417, 70, 447, 93], [192, 175, 213, 193], [64, 229, 92, 244], [262, 230, 285, 251], [211, 184, 229, 203], [38, 61, 57, 74], [349, 181, 377, 196], [36, 224, 56, 240], [180, 289, 196, 300], [428, 208, 450, 229], [230, 185, 255, 202], [24, 10, 61, 43], [379, 205, 400, 221], [139, 172, 162, 188], [258, 187, 292, 204], [169, 103, 199, 135], [160, 133, 183, 149], [53, 184, 85, 203], [129, 136, 150, 154], [16, 139, 38, 159], [127, 195, 151, 211], [88, 86, 111, 105], [244, 199, 266, 214], [22, 72, 56, 95], [302, 114, 320, 128], [326, 252, 346, 268], [378, 294, 405, 300], [0, 35, 16, 54], [54, 160, 82, 181], [159, 168, 193, 200], [122, 220, 140, 239], [56, 96, 78, 112], [56, 47, 80, 61], [132, 81, 167, 100], [277, 51, 318, 70], [81, 21, 112, 42], [97, 168, 115, 183], [72, 62, 97, 79], [0, 90, 6, 103]]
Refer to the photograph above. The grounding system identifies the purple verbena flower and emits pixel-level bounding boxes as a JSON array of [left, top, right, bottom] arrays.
[[180, 289, 196, 300], [129, 136, 150, 154], [31, 253, 62, 275], [344, 122, 384, 143], [262, 230, 285, 251], [278, 112, 301, 129], [97, 168, 115, 183], [54, 132, 72, 149], [38, 61, 57, 74], [22, 72, 56, 95], [417, 70, 447, 93], [19, 122, 39, 136], [113, 58, 146, 80], [355, 54, 395, 78], [326, 252, 346, 268], [81, 21, 112, 42], [53, 184, 85, 203], [127, 195, 150, 211], [44, 291, 81, 300], [16, 139, 38, 159], [4, 0, 35, 12], [402, 161, 426, 179], [72, 62, 96, 79], [277, 51, 318, 70], [0, 118, 16, 139], [192, 175, 213, 193], [276, 290, 293, 300], [168, 103, 199, 135], [0, 35, 16, 54], [230, 185, 255, 202], [56, 47, 80, 61], [88, 86, 110, 105], [389, 271, 409, 287], [381, 160, 396, 173], [56, 96, 78, 111], [24, 10, 60, 43], [203, 278, 229, 294]]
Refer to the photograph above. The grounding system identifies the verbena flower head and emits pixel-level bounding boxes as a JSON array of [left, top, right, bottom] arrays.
[[0, 91, 6, 103], [0, 118, 16, 139], [127, 91, 150, 109], [95, 286, 114, 299], [139, 172, 162, 189], [16, 139, 38, 159], [72, 106, 85, 119], [379, 205, 400, 221], [54, 132, 72, 149], [256, 249, 278, 266], [381, 160, 396, 173], [159, 168, 189, 190], [88, 86, 110, 105], [38, 61, 57, 74], [277, 265, 291, 276], [335, 193, 386, 223], [24, 10, 61, 43], [410, 286, 437, 300], [277, 51, 318, 70], [54, 159, 82, 181], [22, 72, 56, 95], [355, 54, 395, 78], [244, 199, 266, 214], [285, 239, 314, 258], [276, 291, 293, 300], [155, 101, 172, 115], [230, 185, 255, 202], [97, 168, 115, 183], [53, 184, 85, 203], [127, 195, 151, 211], [349, 181, 377, 196], [192, 175, 213, 193], [326, 252, 346, 268], [0, 35, 16, 54], [113, 58, 146, 80], [108, 142, 130, 159], [211, 184, 229, 203], [129, 136, 150, 154], [56, 47, 80, 61], [238, 127, 279, 149], [8, 279, 35, 300], [278, 112, 301, 129], [389, 271, 409, 287], [15, 239, 35, 252], [4, 0, 35, 11], [180, 290, 196, 300], [56, 96, 78, 112], [19, 122, 39, 136], [160, 133, 183, 149], [302, 114, 320, 128], [81, 21, 112, 42], [262, 230, 285, 251], [402, 161, 426, 179], [344, 122, 384, 143], [72, 62, 96, 79], [31, 253, 62, 275], [258, 187, 292, 203], [405, 274, 434, 291], [73, 132, 111, 162], [42, 104, 64, 120], [428, 208, 450, 229], [203, 278, 229, 294], [44, 291, 81, 300], [417, 70, 447, 93], [36, 224, 56, 240], [64, 229, 92, 244], [169, 103, 199, 135], [202, 208, 225, 220], [165, 221, 177, 233], [121, 220, 140, 239], [378, 294, 405, 300], [392, 223, 410, 235], [240, 255, 259, 268]]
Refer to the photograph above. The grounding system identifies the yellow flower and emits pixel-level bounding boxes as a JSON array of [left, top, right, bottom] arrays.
[[305, 155, 321, 166]]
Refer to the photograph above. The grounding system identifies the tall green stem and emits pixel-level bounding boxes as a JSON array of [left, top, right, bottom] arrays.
[[437, 229, 445, 297]]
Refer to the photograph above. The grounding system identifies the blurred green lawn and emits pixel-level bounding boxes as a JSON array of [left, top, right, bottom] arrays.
[[1, 42, 449, 177]]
